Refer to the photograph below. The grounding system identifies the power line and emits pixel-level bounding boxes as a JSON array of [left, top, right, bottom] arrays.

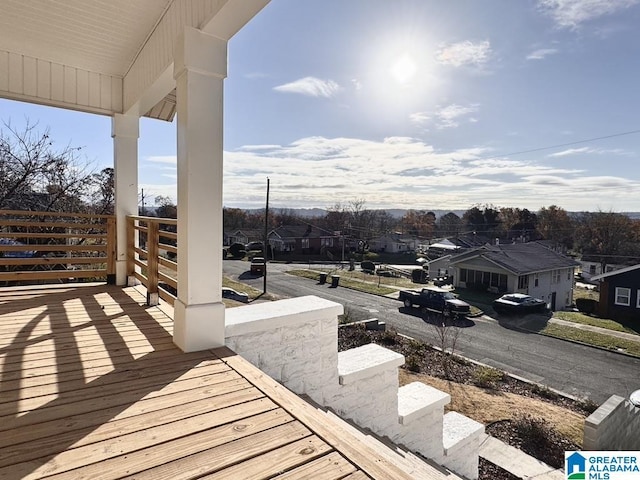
[[476, 128, 640, 161]]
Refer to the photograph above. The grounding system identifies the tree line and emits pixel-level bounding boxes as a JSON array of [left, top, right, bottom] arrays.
[[223, 201, 640, 262]]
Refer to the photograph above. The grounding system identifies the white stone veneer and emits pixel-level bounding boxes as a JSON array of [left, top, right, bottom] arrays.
[[224, 295, 483, 479]]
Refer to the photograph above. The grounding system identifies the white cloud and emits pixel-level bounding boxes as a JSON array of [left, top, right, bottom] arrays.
[[220, 135, 634, 210], [146, 155, 176, 165], [548, 147, 595, 157], [538, 0, 640, 29], [139, 137, 640, 211], [436, 104, 480, 128], [527, 48, 559, 60], [236, 144, 283, 152], [436, 40, 491, 67], [273, 77, 341, 98], [548, 147, 631, 157], [409, 112, 430, 125]]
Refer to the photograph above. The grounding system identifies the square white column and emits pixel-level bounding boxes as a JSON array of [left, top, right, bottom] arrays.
[[112, 114, 139, 286], [172, 27, 227, 352]]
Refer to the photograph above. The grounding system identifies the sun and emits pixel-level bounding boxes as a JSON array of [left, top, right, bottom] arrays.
[[390, 53, 417, 85]]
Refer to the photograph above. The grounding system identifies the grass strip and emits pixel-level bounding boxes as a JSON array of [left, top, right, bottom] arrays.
[[553, 311, 639, 336], [287, 269, 397, 296], [541, 324, 640, 357]]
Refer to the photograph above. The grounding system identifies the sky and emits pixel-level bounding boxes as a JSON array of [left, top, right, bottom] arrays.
[[1, 0, 640, 213]]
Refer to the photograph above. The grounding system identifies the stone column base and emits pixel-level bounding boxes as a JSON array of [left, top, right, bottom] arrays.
[[173, 299, 225, 352]]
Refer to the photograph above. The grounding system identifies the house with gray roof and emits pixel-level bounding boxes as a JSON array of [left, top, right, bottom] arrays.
[[268, 225, 338, 254], [449, 241, 580, 311]]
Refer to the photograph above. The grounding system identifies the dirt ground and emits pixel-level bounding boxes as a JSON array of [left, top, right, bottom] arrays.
[[399, 369, 585, 446]]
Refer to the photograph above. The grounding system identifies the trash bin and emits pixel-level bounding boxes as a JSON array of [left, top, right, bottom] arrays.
[[411, 269, 428, 284], [330, 275, 340, 288], [319, 273, 328, 284]]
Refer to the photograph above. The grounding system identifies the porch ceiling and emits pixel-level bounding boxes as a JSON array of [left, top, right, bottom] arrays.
[[0, 0, 268, 121], [0, 0, 170, 77]]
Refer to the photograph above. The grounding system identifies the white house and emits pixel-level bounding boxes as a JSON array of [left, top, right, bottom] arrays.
[[450, 242, 580, 310]]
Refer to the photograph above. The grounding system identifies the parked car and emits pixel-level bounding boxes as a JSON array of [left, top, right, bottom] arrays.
[[492, 293, 547, 315], [245, 241, 264, 251], [222, 287, 249, 303], [250, 256, 266, 275], [398, 286, 471, 317]]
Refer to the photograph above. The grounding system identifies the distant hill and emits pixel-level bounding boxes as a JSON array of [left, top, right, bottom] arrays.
[[244, 208, 466, 218]]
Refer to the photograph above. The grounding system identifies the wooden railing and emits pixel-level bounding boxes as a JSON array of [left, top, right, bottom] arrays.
[[127, 215, 177, 306], [0, 210, 115, 284]]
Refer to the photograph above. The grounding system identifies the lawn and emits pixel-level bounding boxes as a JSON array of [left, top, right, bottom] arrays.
[[286, 269, 398, 296], [554, 311, 639, 336], [541, 323, 640, 357], [221, 276, 276, 306]]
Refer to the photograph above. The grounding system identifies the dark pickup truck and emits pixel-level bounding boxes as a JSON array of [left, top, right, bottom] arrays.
[[399, 286, 471, 317]]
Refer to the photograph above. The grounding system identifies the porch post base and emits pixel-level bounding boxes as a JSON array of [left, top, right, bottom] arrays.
[[173, 299, 225, 352], [116, 260, 129, 286]]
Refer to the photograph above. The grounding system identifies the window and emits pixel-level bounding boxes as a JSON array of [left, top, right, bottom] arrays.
[[321, 238, 333, 247], [637, 291, 640, 308], [615, 287, 631, 306], [301, 238, 309, 249], [589, 264, 596, 274], [518, 275, 529, 289], [567, 269, 572, 280], [534, 273, 539, 287], [460, 269, 468, 282], [551, 269, 561, 285]]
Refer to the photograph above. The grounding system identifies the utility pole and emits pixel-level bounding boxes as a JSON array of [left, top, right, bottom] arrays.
[[263, 178, 270, 294], [140, 188, 147, 216]]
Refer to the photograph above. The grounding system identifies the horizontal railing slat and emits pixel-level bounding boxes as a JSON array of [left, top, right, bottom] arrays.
[[0, 209, 112, 219], [0, 257, 106, 267], [0, 269, 107, 282], [0, 245, 107, 252], [0, 232, 106, 239]]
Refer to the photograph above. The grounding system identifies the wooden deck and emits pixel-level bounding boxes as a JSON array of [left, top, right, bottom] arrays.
[[0, 283, 416, 480]]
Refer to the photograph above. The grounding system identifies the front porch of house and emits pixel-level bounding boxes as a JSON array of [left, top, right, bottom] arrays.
[[0, 283, 416, 479], [0, 209, 485, 479]]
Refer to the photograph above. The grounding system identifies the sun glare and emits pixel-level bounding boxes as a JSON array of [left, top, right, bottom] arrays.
[[391, 53, 417, 84]]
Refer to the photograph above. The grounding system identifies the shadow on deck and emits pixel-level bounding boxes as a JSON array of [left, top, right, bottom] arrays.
[[0, 283, 419, 480]]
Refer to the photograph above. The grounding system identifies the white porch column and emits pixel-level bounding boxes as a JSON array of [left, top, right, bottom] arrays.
[[112, 114, 140, 286], [172, 27, 227, 352]]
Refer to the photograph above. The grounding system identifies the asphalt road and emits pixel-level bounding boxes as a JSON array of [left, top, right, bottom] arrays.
[[224, 260, 640, 404]]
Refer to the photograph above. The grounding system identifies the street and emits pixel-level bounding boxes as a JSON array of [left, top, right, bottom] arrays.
[[224, 260, 640, 404]]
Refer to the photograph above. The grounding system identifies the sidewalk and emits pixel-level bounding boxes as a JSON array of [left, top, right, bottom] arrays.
[[479, 434, 564, 480]]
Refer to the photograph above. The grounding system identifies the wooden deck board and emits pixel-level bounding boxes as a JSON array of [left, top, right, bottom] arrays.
[[272, 451, 358, 480], [0, 283, 421, 480]]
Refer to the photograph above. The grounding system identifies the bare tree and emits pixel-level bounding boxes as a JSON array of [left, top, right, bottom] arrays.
[[88, 168, 114, 215], [428, 313, 463, 379], [0, 120, 94, 212]]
